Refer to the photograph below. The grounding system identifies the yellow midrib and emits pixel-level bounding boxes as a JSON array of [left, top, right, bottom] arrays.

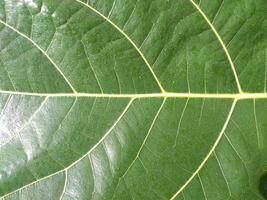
[[1, 90, 267, 99]]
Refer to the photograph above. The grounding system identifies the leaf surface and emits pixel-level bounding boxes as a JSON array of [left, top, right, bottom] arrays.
[[0, 0, 267, 199]]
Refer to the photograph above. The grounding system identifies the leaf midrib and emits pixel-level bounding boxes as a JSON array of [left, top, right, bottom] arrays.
[[1, 90, 267, 99]]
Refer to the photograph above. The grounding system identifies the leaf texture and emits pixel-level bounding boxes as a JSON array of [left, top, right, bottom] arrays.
[[0, 0, 267, 200]]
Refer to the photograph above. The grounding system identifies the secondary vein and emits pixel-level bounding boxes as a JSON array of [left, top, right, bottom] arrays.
[[0, 19, 77, 94], [170, 99, 237, 200], [189, 0, 243, 94], [74, 0, 166, 93]]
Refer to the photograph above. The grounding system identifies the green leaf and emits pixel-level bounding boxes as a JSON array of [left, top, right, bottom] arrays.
[[0, 0, 266, 199]]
